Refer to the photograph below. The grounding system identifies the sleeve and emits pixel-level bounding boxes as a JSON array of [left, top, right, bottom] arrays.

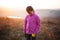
[[35, 15, 40, 34], [23, 16, 27, 33]]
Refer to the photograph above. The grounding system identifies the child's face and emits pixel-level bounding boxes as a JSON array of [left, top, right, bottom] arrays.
[[27, 11, 34, 15]]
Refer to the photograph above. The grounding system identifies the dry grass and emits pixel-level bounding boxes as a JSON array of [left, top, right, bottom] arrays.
[[0, 17, 60, 40]]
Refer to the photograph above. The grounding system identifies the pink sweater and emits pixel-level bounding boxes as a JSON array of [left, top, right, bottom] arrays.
[[24, 13, 40, 34]]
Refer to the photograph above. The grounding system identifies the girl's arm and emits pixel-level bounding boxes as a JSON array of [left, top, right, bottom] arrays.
[[23, 16, 27, 33], [35, 16, 40, 34]]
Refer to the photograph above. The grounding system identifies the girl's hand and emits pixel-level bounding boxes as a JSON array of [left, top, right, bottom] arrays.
[[32, 34, 35, 37]]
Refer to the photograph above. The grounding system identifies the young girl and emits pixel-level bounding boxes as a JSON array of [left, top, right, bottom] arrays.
[[23, 6, 40, 40]]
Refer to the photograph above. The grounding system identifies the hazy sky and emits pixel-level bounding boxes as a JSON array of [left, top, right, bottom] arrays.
[[0, 0, 60, 9], [0, 0, 60, 18]]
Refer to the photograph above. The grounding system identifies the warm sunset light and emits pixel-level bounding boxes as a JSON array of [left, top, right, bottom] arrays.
[[0, 0, 60, 9], [0, 0, 60, 40], [7, 16, 22, 19], [0, 0, 60, 17]]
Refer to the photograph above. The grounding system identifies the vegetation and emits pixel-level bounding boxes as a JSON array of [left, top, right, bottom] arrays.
[[0, 17, 60, 40]]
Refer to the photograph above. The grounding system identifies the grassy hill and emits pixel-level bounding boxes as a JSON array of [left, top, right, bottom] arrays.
[[0, 17, 60, 40]]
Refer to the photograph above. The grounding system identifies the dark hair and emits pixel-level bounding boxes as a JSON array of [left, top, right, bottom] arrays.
[[26, 6, 34, 12]]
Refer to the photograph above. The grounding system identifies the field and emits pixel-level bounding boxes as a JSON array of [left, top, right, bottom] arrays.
[[0, 17, 60, 40]]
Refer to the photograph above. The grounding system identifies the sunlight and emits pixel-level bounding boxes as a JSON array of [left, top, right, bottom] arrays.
[[7, 16, 22, 19], [0, 0, 59, 9]]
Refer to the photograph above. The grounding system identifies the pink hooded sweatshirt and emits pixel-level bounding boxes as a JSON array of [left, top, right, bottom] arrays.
[[24, 13, 40, 34]]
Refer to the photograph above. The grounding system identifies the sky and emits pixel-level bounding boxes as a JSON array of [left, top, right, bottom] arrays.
[[0, 0, 60, 18], [0, 0, 60, 9]]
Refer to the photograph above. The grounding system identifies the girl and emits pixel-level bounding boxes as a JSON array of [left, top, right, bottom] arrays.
[[23, 6, 40, 40]]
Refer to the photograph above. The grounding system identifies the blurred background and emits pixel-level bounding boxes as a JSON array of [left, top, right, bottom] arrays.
[[0, 0, 60, 40]]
